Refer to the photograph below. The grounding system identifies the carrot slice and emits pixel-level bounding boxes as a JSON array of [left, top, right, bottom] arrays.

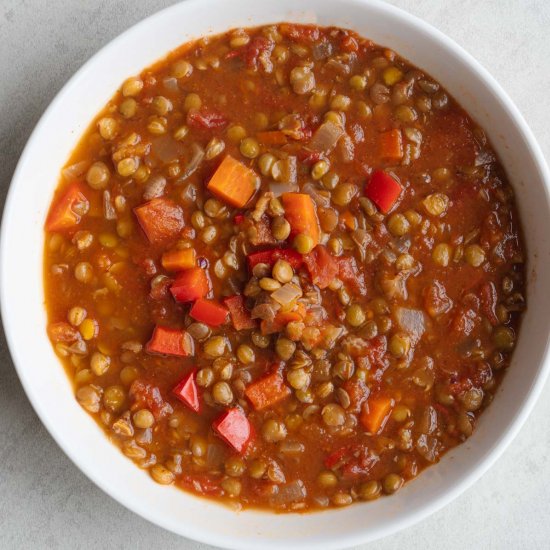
[[134, 197, 185, 244], [45, 183, 89, 232], [340, 210, 357, 230], [281, 192, 320, 246], [161, 249, 196, 272], [245, 371, 291, 411], [379, 129, 403, 160], [360, 396, 394, 434], [206, 155, 258, 208], [256, 131, 288, 145]]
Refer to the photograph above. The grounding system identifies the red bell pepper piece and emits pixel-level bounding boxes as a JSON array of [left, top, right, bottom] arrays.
[[170, 267, 210, 303], [173, 370, 200, 412], [212, 408, 252, 454], [245, 371, 291, 411], [365, 170, 402, 214], [134, 197, 185, 244], [223, 295, 256, 330], [189, 298, 228, 327], [303, 245, 339, 289], [145, 325, 194, 357], [45, 183, 89, 232], [247, 247, 303, 271]]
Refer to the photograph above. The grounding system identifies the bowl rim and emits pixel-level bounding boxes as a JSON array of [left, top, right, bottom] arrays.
[[2, 0, 550, 548]]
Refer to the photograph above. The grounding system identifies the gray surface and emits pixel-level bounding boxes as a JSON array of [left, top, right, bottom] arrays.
[[1, 0, 549, 548]]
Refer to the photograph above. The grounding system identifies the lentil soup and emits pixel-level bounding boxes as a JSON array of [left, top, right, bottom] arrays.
[[44, 23, 525, 511]]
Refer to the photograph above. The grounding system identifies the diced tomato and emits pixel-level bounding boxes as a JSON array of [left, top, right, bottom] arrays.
[[48, 322, 80, 343], [303, 245, 338, 289], [337, 256, 367, 295], [364, 170, 403, 214], [297, 148, 323, 165], [282, 192, 320, 246], [134, 197, 185, 244], [187, 107, 228, 129], [279, 23, 320, 43], [234, 213, 245, 225], [342, 378, 370, 414], [339, 33, 359, 52], [212, 408, 252, 454], [245, 371, 291, 410], [170, 267, 210, 303], [241, 36, 275, 70], [161, 248, 196, 272], [129, 379, 173, 419], [173, 370, 200, 412], [145, 325, 194, 357], [360, 395, 394, 434], [256, 131, 287, 145], [189, 298, 228, 327], [223, 295, 257, 331], [324, 444, 379, 478], [45, 183, 89, 232], [180, 474, 223, 496], [247, 247, 303, 271]]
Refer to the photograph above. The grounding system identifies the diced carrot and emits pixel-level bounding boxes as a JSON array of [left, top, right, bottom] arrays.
[[247, 248, 303, 271], [212, 407, 252, 454], [161, 248, 196, 272], [223, 295, 256, 330], [303, 245, 338, 289], [189, 298, 228, 327], [134, 197, 185, 244], [260, 310, 303, 335], [281, 192, 320, 246], [45, 183, 89, 232], [145, 325, 194, 357], [365, 170, 403, 214], [340, 210, 357, 231], [206, 155, 258, 208], [256, 131, 288, 145], [379, 129, 403, 160], [245, 371, 291, 411], [173, 370, 201, 412], [170, 267, 210, 303], [360, 395, 394, 434]]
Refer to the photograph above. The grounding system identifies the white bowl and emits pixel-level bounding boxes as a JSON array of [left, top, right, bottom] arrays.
[[2, 0, 550, 548]]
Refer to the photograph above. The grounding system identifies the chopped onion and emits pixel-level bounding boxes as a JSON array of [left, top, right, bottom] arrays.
[[151, 135, 185, 163], [269, 182, 298, 197], [279, 441, 305, 454], [302, 183, 331, 207], [103, 190, 116, 220], [162, 76, 179, 91], [143, 174, 167, 200], [307, 120, 345, 154], [380, 272, 408, 301], [312, 40, 334, 60], [270, 480, 307, 506], [206, 443, 225, 469], [62, 160, 89, 180], [339, 134, 355, 163], [251, 302, 280, 321], [394, 307, 426, 343], [416, 434, 439, 463], [271, 283, 302, 306], [176, 142, 205, 182]]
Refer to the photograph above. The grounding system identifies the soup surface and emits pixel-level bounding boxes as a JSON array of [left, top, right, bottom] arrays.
[[44, 23, 525, 511]]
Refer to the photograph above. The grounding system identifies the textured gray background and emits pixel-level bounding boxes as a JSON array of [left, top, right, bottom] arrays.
[[1, 1, 549, 548]]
